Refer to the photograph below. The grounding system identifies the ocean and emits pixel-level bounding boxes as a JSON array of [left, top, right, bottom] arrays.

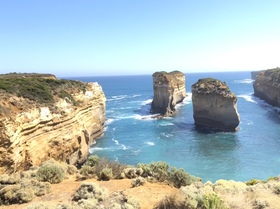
[[65, 71, 280, 182]]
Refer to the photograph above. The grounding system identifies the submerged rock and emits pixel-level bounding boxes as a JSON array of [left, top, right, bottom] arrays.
[[0, 73, 106, 173], [151, 71, 186, 116], [253, 68, 280, 107], [192, 78, 240, 131]]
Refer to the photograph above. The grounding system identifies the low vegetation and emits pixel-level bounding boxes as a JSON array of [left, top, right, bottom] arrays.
[[0, 73, 86, 105], [1, 156, 280, 208], [79, 156, 200, 188]]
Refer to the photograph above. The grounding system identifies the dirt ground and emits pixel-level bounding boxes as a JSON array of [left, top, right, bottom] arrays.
[[1, 178, 179, 209]]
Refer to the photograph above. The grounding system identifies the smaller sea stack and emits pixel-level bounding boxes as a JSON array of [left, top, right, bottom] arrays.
[[192, 78, 240, 131], [151, 71, 186, 116]]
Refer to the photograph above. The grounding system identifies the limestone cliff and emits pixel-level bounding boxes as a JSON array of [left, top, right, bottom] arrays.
[[253, 68, 280, 107], [251, 70, 264, 80], [192, 78, 240, 131], [151, 71, 186, 116], [0, 74, 106, 173]]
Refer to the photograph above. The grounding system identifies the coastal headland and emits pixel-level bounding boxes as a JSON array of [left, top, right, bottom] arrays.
[[0, 73, 106, 173]]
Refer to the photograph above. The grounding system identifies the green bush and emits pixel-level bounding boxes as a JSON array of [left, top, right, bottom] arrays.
[[80, 165, 95, 178], [0, 185, 34, 205], [131, 177, 145, 187], [72, 182, 109, 202], [98, 167, 113, 181], [170, 167, 201, 188], [36, 163, 65, 184], [94, 158, 127, 180], [137, 163, 152, 177], [246, 179, 262, 186], [202, 193, 228, 209], [85, 155, 100, 167], [0, 76, 87, 105]]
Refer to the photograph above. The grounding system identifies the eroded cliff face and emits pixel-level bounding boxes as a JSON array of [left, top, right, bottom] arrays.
[[253, 68, 280, 107], [192, 78, 240, 131], [151, 71, 186, 116], [0, 75, 106, 173]]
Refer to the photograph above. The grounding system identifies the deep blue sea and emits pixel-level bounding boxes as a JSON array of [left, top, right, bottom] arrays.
[[65, 71, 280, 182]]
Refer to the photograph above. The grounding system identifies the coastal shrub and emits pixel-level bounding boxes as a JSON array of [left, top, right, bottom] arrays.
[[85, 155, 100, 167], [153, 195, 186, 209], [98, 167, 113, 181], [169, 167, 201, 188], [0, 171, 51, 205], [150, 161, 170, 182], [72, 182, 109, 202], [79, 165, 95, 178], [67, 165, 78, 175], [246, 179, 262, 186], [137, 163, 152, 177], [0, 184, 34, 205], [0, 173, 20, 184], [0, 76, 87, 105], [253, 198, 269, 209], [106, 191, 140, 209], [36, 163, 65, 184], [123, 167, 138, 179], [273, 184, 280, 195], [202, 193, 228, 209], [213, 180, 247, 195], [20, 179, 51, 196], [131, 177, 145, 187], [94, 158, 127, 180]]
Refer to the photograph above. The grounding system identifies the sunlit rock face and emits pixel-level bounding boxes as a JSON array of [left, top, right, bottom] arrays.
[[192, 78, 240, 131], [151, 71, 186, 116], [0, 74, 106, 174], [253, 68, 280, 107]]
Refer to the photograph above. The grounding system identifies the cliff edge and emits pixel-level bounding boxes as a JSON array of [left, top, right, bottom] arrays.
[[0, 73, 106, 173], [192, 78, 240, 131], [151, 71, 186, 116], [253, 68, 280, 107]]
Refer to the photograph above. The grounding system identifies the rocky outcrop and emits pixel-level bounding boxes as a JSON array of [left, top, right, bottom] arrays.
[[192, 78, 240, 131], [151, 71, 186, 116], [253, 68, 280, 107], [0, 74, 106, 173]]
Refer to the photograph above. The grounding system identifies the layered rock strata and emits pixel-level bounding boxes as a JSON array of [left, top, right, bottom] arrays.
[[0, 74, 106, 173], [192, 78, 240, 131], [253, 68, 280, 107], [151, 71, 186, 116]]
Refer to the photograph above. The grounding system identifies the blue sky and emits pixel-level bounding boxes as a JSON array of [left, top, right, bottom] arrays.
[[1, 0, 280, 76]]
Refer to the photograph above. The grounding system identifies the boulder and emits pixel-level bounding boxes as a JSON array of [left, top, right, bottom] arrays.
[[151, 71, 186, 116], [192, 78, 240, 131], [253, 68, 280, 107]]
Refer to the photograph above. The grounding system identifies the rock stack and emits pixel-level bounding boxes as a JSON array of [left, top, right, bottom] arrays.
[[192, 78, 240, 131], [151, 71, 186, 116]]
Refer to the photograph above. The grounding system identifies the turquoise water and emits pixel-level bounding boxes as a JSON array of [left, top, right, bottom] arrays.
[[66, 72, 280, 182]]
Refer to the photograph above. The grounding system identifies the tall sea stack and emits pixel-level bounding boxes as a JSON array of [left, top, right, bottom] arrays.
[[151, 71, 186, 116], [192, 78, 240, 131]]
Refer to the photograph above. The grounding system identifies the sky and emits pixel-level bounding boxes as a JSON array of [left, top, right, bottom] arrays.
[[1, 0, 280, 76]]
